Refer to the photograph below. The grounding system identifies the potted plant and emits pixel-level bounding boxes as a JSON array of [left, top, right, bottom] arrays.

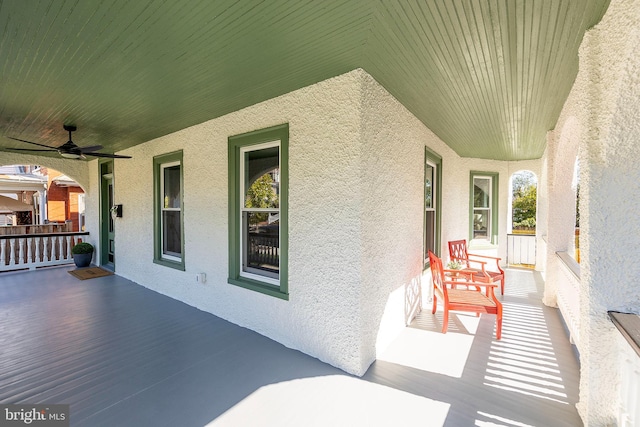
[[446, 259, 463, 277], [72, 242, 94, 268], [447, 259, 462, 270]]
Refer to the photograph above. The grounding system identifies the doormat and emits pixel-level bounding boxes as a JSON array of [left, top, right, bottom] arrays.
[[68, 267, 114, 280]]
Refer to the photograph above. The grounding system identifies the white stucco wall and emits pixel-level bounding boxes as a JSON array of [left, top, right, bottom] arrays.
[[546, 0, 640, 424], [540, 117, 582, 308], [110, 70, 368, 374], [77, 68, 543, 377], [358, 72, 454, 359], [357, 73, 543, 359]]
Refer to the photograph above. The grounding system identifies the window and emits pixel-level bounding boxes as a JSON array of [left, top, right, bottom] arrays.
[[228, 124, 288, 299], [470, 172, 499, 243], [153, 151, 184, 269], [424, 147, 442, 266]]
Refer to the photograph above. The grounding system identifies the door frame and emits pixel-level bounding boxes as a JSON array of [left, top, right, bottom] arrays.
[[99, 159, 115, 269]]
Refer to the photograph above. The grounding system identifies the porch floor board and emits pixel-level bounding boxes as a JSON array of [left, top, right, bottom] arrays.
[[0, 267, 581, 426]]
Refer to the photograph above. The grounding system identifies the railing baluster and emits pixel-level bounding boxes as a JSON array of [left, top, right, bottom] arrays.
[[27, 237, 33, 264], [35, 236, 41, 263], [18, 238, 25, 265], [9, 239, 16, 266], [0, 240, 6, 268], [56, 235, 64, 260], [43, 236, 52, 262], [64, 236, 71, 260]]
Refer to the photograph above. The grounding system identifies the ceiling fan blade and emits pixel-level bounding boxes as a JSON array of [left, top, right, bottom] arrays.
[[9, 125, 131, 160], [7, 147, 58, 152], [84, 152, 132, 159], [78, 145, 104, 153], [8, 136, 56, 149]]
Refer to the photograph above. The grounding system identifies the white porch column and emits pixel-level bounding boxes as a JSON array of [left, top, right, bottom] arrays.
[[38, 189, 47, 224]]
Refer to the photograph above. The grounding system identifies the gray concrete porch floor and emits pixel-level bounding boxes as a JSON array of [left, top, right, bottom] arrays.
[[0, 266, 581, 426]]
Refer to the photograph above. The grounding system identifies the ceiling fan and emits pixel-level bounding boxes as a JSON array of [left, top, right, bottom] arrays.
[[7, 124, 132, 159]]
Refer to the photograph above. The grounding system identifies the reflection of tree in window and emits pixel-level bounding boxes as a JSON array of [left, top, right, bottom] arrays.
[[245, 172, 278, 224]]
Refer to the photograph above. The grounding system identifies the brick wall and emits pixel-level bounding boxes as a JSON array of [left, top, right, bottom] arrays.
[[47, 182, 84, 231]]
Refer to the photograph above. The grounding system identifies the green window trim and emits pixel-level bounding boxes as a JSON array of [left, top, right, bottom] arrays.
[[424, 146, 442, 269], [153, 150, 185, 270], [228, 124, 289, 300], [469, 171, 499, 244]]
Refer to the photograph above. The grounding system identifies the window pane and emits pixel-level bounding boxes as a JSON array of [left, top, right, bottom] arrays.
[[425, 165, 434, 209], [474, 177, 490, 208], [243, 212, 279, 276], [163, 211, 181, 257], [425, 210, 435, 259], [164, 165, 181, 209], [473, 210, 489, 239], [244, 146, 279, 209]]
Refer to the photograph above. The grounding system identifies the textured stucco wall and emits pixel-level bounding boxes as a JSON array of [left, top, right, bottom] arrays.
[[79, 68, 543, 377], [112, 70, 367, 374], [547, 0, 640, 424], [541, 116, 582, 307], [357, 72, 543, 360], [358, 72, 453, 359]]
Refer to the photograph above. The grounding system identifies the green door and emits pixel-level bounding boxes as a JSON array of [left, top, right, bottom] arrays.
[[100, 161, 115, 268]]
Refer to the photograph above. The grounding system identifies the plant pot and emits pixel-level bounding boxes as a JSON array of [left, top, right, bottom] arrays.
[[73, 252, 93, 268]]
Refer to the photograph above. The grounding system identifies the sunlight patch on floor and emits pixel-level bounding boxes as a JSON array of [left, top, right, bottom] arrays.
[[475, 411, 535, 427], [484, 295, 570, 406], [209, 375, 450, 427], [378, 326, 475, 378]]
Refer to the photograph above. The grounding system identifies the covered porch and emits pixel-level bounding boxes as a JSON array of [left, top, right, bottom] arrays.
[[0, 266, 580, 426], [2, 1, 640, 424]]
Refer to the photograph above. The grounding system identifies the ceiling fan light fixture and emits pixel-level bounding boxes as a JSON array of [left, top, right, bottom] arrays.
[[8, 124, 130, 160]]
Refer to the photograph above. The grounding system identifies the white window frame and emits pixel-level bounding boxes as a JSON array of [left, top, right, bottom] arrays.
[[424, 160, 437, 264], [239, 140, 280, 286], [473, 175, 493, 241], [160, 160, 182, 262]]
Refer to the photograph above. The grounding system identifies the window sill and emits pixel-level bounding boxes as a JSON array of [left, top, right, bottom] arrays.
[[228, 276, 289, 300], [469, 240, 498, 251], [153, 258, 185, 271]]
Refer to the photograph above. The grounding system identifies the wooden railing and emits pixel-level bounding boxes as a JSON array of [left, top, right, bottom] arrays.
[[507, 233, 536, 266], [248, 234, 279, 271], [0, 232, 89, 272], [0, 222, 73, 236]]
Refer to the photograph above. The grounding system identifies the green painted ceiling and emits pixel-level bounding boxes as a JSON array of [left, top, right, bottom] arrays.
[[0, 0, 609, 161]]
